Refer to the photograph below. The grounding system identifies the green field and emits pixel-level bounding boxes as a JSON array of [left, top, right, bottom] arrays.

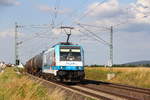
[[85, 67, 150, 88]]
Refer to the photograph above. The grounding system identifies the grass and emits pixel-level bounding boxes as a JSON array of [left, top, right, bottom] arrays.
[[0, 67, 66, 100], [0, 67, 94, 100], [4, 66, 148, 99], [85, 67, 150, 88]]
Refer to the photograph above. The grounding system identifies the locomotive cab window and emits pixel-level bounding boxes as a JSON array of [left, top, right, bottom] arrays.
[[60, 47, 81, 61]]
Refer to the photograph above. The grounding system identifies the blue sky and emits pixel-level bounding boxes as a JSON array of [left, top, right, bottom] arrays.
[[0, 0, 150, 65]]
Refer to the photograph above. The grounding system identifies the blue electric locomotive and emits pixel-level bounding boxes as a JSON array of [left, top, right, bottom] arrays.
[[25, 42, 85, 82]]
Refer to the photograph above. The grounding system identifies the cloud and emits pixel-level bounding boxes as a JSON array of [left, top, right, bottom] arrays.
[[87, 0, 120, 17], [38, 5, 71, 14], [129, 0, 150, 23], [115, 0, 150, 32], [137, 0, 150, 7], [80, 0, 129, 26], [0, 0, 20, 6], [80, 0, 150, 33]]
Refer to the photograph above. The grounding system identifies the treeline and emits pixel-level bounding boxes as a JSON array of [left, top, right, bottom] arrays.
[[85, 64, 150, 67]]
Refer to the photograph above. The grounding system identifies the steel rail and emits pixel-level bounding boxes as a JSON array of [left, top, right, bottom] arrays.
[[84, 80, 150, 95], [78, 84, 143, 100]]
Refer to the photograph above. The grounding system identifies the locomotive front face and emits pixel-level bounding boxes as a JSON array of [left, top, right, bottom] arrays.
[[55, 45, 85, 82], [56, 45, 84, 70]]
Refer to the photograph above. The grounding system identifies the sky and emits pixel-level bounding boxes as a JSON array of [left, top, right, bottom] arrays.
[[0, 0, 150, 65]]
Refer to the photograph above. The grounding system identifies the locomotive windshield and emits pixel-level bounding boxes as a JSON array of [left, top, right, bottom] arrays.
[[60, 46, 81, 61]]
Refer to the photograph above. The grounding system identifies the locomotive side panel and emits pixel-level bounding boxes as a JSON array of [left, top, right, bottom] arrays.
[[42, 48, 57, 75], [53, 45, 85, 82]]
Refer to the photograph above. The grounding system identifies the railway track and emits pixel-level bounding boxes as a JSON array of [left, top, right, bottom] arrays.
[[78, 80, 150, 100], [84, 80, 150, 94], [26, 74, 150, 100]]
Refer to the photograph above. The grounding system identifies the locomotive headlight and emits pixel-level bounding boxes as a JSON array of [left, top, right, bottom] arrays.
[[61, 66, 63, 69], [77, 66, 81, 69], [78, 66, 83, 70]]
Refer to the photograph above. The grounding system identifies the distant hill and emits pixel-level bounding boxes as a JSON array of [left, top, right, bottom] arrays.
[[124, 60, 150, 65]]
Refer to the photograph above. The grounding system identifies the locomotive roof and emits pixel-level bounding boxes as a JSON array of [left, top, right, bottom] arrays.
[[56, 42, 74, 45], [52, 42, 79, 47]]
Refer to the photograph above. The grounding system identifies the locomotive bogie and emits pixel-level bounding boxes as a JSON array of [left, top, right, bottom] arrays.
[[57, 70, 85, 82]]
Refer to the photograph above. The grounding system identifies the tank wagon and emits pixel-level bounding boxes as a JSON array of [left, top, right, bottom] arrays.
[[25, 42, 85, 82]]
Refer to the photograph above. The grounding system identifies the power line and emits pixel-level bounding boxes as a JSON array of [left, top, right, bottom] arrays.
[[51, 0, 62, 28], [14, 24, 52, 30], [54, 0, 61, 19], [78, 24, 110, 45], [113, 7, 150, 28], [76, 22, 110, 31], [77, 29, 103, 43], [74, 0, 106, 23], [57, 0, 90, 26], [20, 33, 60, 63], [77, 24, 114, 66], [19, 30, 51, 45], [14, 23, 55, 64], [76, 28, 108, 45]]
